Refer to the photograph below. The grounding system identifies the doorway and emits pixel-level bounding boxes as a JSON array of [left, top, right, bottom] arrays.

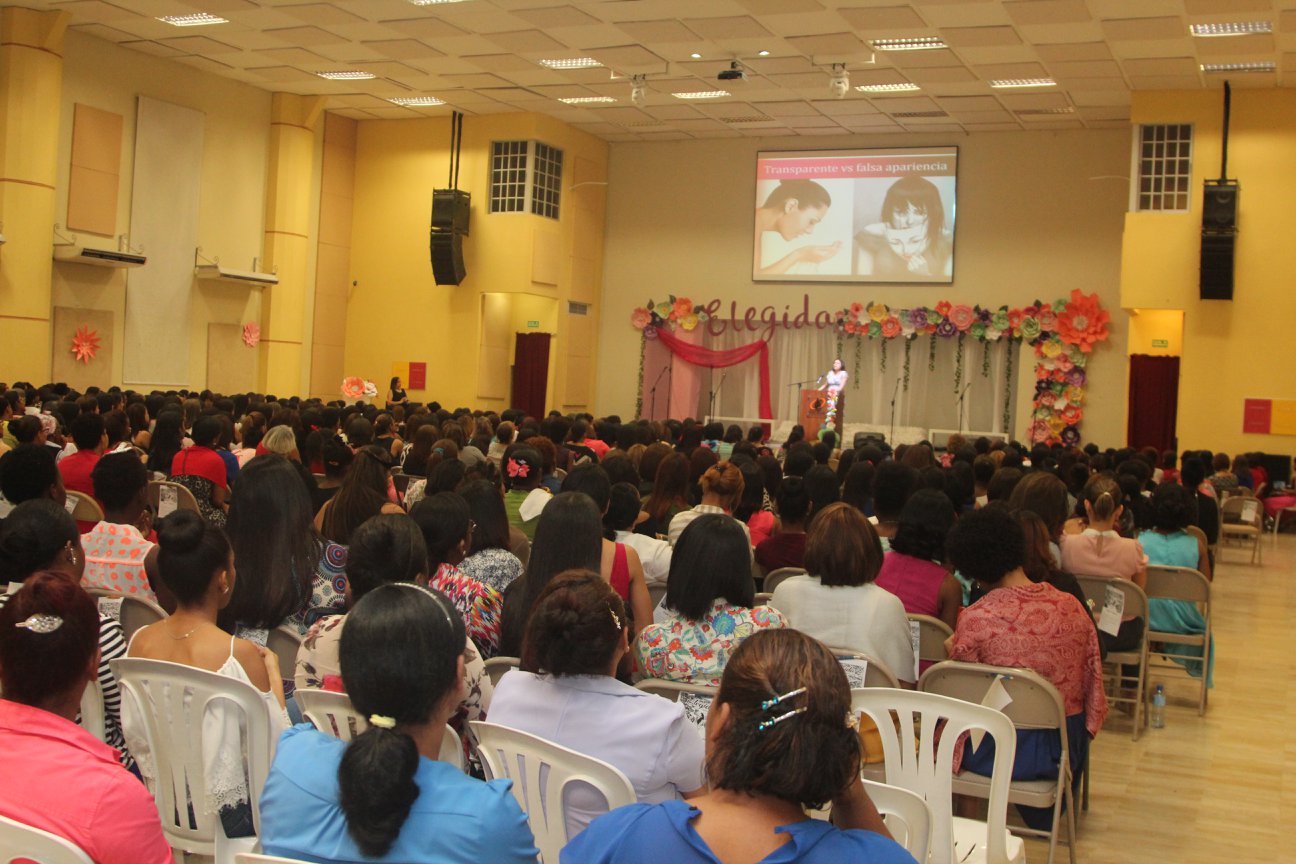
[[512, 332, 551, 419], [1126, 308, 1184, 453]]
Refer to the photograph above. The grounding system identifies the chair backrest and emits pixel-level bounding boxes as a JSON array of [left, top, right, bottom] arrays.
[[484, 656, 520, 688], [79, 677, 106, 742], [861, 779, 932, 864], [0, 814, 94, 864], [470, 720, 636, 864], [266, 625, 303, 680], [84, 587, 168, 642], [1074, 573, 1151, 623], [1144, 565, 1210, 605], [1221, 494, 1262, 525], [111, 657, 277, 855], [762, 567, 807, 594], [754, 591, 774, 605], [919, 661, 1068, 734], [829, 647, 901, 689], [147, 479, 202, 517], [64, 490, 104, 523], [851, 688, 1016, 864], [392, 472, 414, 497], [633, 679, 718, 700], [647, 584, 667, 616], [294, 687, 464, 770], [908, 613, 953, 665]]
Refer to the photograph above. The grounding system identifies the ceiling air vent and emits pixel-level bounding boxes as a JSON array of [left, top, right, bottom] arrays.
[[568, 301, 590, 315]]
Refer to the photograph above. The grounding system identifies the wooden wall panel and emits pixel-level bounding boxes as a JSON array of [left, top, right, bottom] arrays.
[[67, 103, 123, 236], [52, 306, 114, 393], [206, 322, 257, 393]]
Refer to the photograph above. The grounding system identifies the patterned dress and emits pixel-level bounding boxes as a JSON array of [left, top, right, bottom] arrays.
[[430, 562, 504, 659], [458, 547, 525, 594], [635, 599, 788, 686], [81, 521, 157, 602]]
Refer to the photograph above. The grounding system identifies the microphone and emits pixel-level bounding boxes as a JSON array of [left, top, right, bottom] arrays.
[[652, 366, 669, 385], [891, 376, 902, 403]]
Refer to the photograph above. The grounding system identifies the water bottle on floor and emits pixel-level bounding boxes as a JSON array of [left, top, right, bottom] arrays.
[[1150, 683, 1166, 729]]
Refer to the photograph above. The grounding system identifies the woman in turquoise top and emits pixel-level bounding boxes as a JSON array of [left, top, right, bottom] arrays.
[[1139, 482, 1214, 687], [259, 583, 538, 863]]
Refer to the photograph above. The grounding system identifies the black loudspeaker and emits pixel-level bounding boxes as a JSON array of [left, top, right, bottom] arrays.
[[430, 232, 466, 285], [432, 189, 471, 235], [1202, 182, 1238, 232], [1199, 232, 1234, 300]]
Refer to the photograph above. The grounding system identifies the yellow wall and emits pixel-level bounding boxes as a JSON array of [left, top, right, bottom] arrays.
[[345, 113, 607, 412], [1127, 309, 1183, 357], [1121, 89, 1296, 453], [598, 130, 1132, 446], [50, 31, 278, 390]]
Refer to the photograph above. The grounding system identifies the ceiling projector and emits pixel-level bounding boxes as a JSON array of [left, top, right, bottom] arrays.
[[718, 61, 746, 82]]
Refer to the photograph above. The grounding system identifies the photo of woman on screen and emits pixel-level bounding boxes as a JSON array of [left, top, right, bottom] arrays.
[[753, 179, 844, 277], [854, 176, 952, 280]]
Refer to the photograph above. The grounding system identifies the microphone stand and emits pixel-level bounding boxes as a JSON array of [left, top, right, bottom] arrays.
[[647, 365, 668, 420], [889, 376, 902, 445], [956, 382, 973, 434], [709, 370, 729, 422]]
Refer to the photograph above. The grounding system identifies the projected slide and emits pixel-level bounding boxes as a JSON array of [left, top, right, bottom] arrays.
[[753, 147, 958, 284]]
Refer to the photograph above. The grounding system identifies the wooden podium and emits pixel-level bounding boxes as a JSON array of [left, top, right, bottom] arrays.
[[799, 389, 828, 434]]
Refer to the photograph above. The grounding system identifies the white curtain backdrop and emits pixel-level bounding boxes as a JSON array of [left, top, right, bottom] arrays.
[[695, 324, 1019, 440]]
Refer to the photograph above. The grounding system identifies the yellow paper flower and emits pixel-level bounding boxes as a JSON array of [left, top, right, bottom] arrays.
[[868, 303, 889, 322], [680, 312, 699, 331], [1042, 340, 1062, 358]]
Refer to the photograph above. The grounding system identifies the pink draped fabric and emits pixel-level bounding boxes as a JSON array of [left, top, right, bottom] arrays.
[[652, 327, 773, 421]]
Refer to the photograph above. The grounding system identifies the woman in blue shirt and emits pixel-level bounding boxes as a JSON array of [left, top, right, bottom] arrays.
[[1140, 482, 1214, 687], [562, 629, 916, 864], [259, 583, 538, 863]]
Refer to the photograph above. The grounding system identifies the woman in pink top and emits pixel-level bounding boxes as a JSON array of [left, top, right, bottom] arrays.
[[0, 574, 172, 864], [82, 451, 175, 610], [874, 489, 962, 631]]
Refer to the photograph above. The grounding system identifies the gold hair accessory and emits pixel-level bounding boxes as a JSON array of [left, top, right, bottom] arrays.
[[845, 711, 860, 731], [368, 714, 397, 729], [15, 614, 63, 634], [609, 606, 622, 630]]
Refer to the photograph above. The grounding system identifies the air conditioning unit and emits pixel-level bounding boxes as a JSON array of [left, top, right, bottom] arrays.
[[53, 244, 147, 268], [194, 263, 278, 286]]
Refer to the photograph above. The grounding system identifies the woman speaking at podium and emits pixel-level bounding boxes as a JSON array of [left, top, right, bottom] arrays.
[[818, 359, 847, 436]]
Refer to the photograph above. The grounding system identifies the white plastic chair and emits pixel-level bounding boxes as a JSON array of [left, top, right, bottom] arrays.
[[470, 720, 636, 864], [265, 625, 303, 682], [295, 687, 465, 770], [862, 779, 932, 864], [920, 662, 1077, 864], [483, 655, 520, 687], [0, 814, 94, 864], [111, 657, 278, 863], [851, 688, 1023, 864], [1144, 565, 1212, 716], [84, 587, 168, 642], [633, 679, 718, 700], [78, 677, 106, 742], [762, 566, 807, 594]]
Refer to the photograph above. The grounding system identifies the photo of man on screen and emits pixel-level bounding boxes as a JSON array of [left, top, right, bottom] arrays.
[[854, 176, 953, 280]]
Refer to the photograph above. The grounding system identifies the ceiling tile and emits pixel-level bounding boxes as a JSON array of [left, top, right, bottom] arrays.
[[1048, 59, 1124, 78], [940, 25, 1023, 47], [905, 65, 978, 83], [680, 16, 774, 40], [512, 5, 604, 28], [264, 25, 348, 47], [836, 5, 928, 30], [734, 0, 826, 14], [1036, 41, 1114, 61], [974, 60, 1050, 78], [586, 44, 669, 70], [1100, 16, 1185, 41], [1003, 0, 1091, 26], [783, 32, 869, 58], [484, 29, 569, 53], [362, 38, 442, 60], [1121, 56, 1198, 76], [1182, 0, 1270, 12], [279, 3, 366, 26], [614, 19, 701, 42], [380, 17, 471, 40]]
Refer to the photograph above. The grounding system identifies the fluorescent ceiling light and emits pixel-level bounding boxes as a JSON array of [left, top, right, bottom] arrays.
[[990, 78, 1056, 88], [1190, 21, 1272, 36], [157, 12, 228, 26], [1016, 107, 1076, 115], [856, 82, 920, 93], [672, 90, 729, 99], [757, 50, 770, 56], [690, 52, 702, 59], [538, 57, 602, 70], [390, 96, 445, 106], [558, 96, 616, 104], [870, 37, 946, 52], [317, 71, 376, 80], [1200, 61, 1275, 73]]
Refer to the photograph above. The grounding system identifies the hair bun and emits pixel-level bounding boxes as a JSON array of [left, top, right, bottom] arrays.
[[156, 509, 205, 554]]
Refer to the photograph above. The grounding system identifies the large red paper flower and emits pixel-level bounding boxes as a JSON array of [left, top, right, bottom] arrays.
[[949, 304, 976, 332], [71, 326, 100, 364], [1056, 290, 1110, 353], [880, 316, 902, 338]]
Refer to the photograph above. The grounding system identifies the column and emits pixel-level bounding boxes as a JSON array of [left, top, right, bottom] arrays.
[[0, 8, 68, 384], [260, 92, 324, 395]]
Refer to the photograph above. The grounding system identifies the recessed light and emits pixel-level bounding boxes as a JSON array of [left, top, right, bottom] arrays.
[[1016, 107, 1076, 115], [856, 82, 920, 93], [990, 78, 1057, 88], [390, 96, 445, 106], [672, 90, 729, 100], [538, 57, 603, 70], [870, 37, 946, 52], [558, 96, 617, 104], [1200, 61, 1275, 73], [1190, 21, 1272, 37], [316, 71, 376, 80], [690, 52, 702, 59], [157, 12, 228, 26], [757, 50, 770, 57]]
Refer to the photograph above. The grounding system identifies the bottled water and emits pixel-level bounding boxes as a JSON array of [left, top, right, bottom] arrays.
[[1150, 683, 1166, 729]]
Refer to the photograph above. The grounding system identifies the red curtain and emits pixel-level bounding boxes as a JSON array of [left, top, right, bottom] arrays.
[[511, 332, 551, 420], [1127, 354, 1180, 452], [653, 327, 772, 420]]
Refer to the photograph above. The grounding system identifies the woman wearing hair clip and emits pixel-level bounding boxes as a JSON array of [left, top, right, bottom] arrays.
[[564, 629, 914, 863], [502, 446, 549, 541], [0, 574, 173, 864], [491, 570, 707, 838], [260, 582, 538, 863]]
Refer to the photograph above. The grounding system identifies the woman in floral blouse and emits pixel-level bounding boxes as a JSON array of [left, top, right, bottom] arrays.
[[411, 492, 504, 658], [636, 514, 786, 686]]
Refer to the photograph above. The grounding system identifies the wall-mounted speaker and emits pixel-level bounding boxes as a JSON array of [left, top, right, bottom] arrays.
[[1202, 182, 1238, 232], [432, 189, 471, 235], [1199, 232, 1234, 301], [430, 231, 466, 285]]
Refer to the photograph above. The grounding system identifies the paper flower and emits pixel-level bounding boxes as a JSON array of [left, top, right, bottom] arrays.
[[935, 300, 952, 319], [849, 302, 864, 319], [673, 297, 693, 319], [935, 319, 957, 338], [969, 321, 987, 341], [867, 321, 882, 338], [1041, 340, 1062, 358], [1019, 316, 1041, 341], [1038, 308, 1058, 332], [949, 305, 975, 332], [242, 322, 261, 348], [868, 303, 889, 323], [341, 377, 367, 399], [1061, 425, 1081, 446], [680, 312, 699, 331], [880, 316, 902, 338], [71, 326, 100, 364], [363, 380, 378, 398], [1057, 289, 1110, 353], [907, 307, 929, 329], [990, 308, 1010, 331], [631, 308, 651, 330], [643, 325, 658, 340]]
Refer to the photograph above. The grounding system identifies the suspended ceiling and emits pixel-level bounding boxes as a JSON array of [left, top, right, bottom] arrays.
[[12, 0, 1296, 140]]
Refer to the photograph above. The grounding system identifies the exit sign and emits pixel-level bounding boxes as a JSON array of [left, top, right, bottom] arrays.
[[1152, 339, 1169, 348], [527, 320, 540, 328]]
